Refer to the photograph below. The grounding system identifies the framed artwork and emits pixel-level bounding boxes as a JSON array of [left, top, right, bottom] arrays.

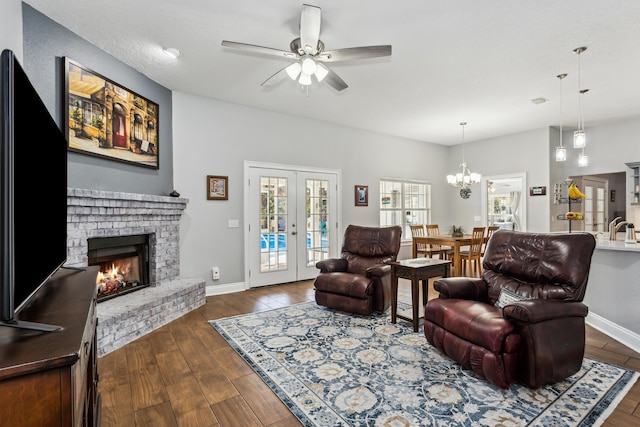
[[207, 175, 228, 200], [64, 57, 160, 169], [355, 185, 368, 206]]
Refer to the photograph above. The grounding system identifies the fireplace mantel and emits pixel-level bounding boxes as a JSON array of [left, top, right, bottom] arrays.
[[66, 187, 188, 285]]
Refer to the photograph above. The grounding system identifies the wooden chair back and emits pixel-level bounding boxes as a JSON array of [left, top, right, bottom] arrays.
[[410, 225, 426, 238], [410, 225, 429, 256], [461, 227, 486, 277], [411, 225, 449, 259], [425, 224, 443, 250]]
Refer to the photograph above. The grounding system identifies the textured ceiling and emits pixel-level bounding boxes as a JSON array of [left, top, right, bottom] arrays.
[[24, 0, 640, 145]]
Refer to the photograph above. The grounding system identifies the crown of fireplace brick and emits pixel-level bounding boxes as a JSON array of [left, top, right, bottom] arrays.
[[66, 188, 187, 285]]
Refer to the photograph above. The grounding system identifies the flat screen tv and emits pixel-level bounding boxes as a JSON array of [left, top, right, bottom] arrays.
[[1, 49, 68, 331]]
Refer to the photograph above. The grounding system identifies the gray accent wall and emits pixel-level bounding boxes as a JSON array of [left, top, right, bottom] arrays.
[[21, 4, 174, 196]]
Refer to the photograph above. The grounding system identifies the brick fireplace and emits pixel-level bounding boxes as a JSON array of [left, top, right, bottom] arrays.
[[66, 188, 205, 356]]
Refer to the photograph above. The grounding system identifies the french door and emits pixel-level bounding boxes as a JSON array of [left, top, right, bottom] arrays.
[[245, 164, 339, 288]]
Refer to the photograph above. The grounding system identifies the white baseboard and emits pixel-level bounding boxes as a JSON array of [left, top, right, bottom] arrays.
[[586, 312, 640, 354], [206, 281, 246, 296]]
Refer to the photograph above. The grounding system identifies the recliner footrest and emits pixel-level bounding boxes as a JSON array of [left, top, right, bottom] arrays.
[[424, 299, 518, 353], [313, 272, 373, 298]]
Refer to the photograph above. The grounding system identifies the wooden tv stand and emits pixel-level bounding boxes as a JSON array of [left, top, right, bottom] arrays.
[[0, 266, 100, 427]]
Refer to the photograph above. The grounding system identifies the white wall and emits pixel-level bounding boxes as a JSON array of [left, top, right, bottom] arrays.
[[173, 92, 449, 288], [1, 0, 23, 58], [173, 88, 640, 289], [443, 127, 551, 232]]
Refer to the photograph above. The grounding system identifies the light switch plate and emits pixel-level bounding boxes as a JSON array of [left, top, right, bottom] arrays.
[[228, 219, 239, 228]]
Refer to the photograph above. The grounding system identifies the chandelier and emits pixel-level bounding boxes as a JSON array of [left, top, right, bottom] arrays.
[[447, 122, 481, 199]]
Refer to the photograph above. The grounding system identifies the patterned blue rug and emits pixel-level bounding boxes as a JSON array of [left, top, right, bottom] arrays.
[[210, 302, 638, 427]]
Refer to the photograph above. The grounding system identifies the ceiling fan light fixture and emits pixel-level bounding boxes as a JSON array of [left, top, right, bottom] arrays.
[[301, 57, 317, 75], [314, 63, 329, 82], [298, 72, 312, 86], [286, 62, 302, 80], [221, 4, 391, 92]]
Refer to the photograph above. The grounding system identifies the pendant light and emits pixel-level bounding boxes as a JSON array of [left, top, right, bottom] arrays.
[[573, 47, 587, 149], [446, 122, 481, 199], [577, 88, 590, 167], [555, 73, 568, 162]]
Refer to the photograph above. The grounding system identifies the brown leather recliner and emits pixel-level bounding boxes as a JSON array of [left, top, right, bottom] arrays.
[[424, 230, 596, 389], [314, 225, 402, 315]]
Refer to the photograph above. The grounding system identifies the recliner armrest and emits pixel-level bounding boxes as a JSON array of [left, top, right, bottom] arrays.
[[433, 277, 488, 301], [502, 300, 588, 324], [316, 258, 348, 273], [365, 264, 391, 278]]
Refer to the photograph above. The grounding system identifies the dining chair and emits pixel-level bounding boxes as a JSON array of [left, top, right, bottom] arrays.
[[460, 227, 485, 277], [482, 226, 500, 256], [425, 224, 454, 259], [411, 225, 448, 259], [410, 225, 430, 257]]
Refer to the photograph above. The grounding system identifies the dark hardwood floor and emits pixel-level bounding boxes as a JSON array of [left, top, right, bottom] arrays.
[[98, 279, 640, 427]]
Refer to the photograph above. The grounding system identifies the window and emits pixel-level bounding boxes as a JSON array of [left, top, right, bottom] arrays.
[[380, 179, 431, 240]]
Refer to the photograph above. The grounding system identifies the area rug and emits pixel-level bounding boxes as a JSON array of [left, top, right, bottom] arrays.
[[210, 302, 638, 427]]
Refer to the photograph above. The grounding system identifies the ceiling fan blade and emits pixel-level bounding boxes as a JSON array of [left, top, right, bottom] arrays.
[[318, 45, 392, 62], [221, 40, 298, 59], [299, 4, 321, 54], [317, 64, 348, 91], [260, 64, 294, 87]]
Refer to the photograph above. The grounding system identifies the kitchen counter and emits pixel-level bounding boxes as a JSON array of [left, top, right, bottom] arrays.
[[595, 239, 640, 252], [584, 238, 640, 353]]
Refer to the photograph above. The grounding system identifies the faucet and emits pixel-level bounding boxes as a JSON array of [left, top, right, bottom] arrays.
[[609, 217, 628, 240]]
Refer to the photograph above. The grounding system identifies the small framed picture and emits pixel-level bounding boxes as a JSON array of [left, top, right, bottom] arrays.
[[355, 185, 368, 206], [207, 175, 228, 200]]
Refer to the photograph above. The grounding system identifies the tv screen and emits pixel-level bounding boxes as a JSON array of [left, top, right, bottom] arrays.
[[1, 49, 68, 329]]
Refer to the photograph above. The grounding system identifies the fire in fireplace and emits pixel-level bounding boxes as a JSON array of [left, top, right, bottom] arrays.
[[88, 234, 150, 302]]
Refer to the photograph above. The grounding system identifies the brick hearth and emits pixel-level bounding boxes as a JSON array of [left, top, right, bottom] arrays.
[[65, 188, 206, 356]]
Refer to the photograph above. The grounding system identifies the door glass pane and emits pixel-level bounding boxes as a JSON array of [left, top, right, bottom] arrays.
[[596, 187, 605, 232], [260, 176, 288, 272], [306, 179, 329, 267], [584, 186, 593, 231]]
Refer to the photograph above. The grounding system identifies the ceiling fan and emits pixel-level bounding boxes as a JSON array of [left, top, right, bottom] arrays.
[[221, 4, 391, 92]]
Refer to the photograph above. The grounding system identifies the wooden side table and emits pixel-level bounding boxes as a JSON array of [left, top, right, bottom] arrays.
[[390, 258, 451, 332]]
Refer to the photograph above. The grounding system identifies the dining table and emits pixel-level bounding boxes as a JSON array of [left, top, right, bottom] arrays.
[[412, 234, 473, 277]]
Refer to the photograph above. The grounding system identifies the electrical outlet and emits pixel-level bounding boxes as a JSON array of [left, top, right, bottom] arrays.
[[212, 267, 220, 280]]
